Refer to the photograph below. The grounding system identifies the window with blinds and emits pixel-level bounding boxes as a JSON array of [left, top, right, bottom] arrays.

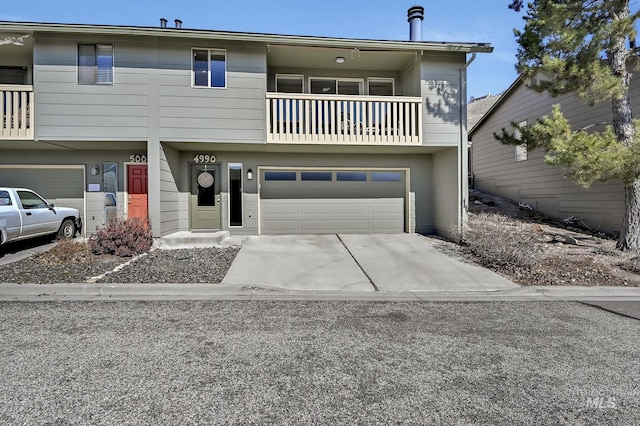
[[78, 44, 113, 85]]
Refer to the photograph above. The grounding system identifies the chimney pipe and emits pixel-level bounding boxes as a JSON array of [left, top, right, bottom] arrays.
[[175, 19, 182, 29], [407, 6, 424, 41], [160, 18, 167, 28]]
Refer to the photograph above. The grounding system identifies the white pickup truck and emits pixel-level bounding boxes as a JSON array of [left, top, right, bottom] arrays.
[[0, 187, 82, 245]]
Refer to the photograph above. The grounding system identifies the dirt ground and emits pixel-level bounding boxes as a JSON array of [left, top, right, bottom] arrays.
[[431, 190, 640, 287]]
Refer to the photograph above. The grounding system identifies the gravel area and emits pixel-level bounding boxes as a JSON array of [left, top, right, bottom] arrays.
[[0, 252, 123, 284], [0, 301, 638, 424], [98, 247, 240, 283], [0, 241, 240, 284]]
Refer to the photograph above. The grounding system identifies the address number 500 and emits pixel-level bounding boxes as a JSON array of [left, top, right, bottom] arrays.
[[129, 155, 147, 163]]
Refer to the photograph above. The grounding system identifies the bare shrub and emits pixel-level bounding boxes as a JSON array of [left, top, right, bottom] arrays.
[[619, 256, 640, 274], [462, 213, 545, 271], [88, 217, 152, 257], [38, 239, 91, 265]]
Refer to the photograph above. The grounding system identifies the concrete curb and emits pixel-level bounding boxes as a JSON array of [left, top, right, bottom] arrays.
[[1, 283, 640, 302]]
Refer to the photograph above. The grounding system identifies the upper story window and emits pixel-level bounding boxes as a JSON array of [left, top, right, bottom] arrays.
[[0, 66, 28, 85], [309, 78, 362, 95], [78, 44, 113, 85], [193, 48, 226, 88], [276, 74, 303, 93], [368, 78, 394, 96]]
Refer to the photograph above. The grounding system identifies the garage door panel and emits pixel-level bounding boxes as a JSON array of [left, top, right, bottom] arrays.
[[262, 198, 404, 234], [335, 219, 370, 232], [300, 219, 335, 233], [299, 202, 334, 215], [335, 203, 369, 215], [0, 167, 84, 215], [370, 201, 404, 215]]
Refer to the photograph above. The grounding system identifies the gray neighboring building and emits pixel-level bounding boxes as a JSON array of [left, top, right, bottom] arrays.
[[0, 8, 492, 239], [469, 76, 637, 234]]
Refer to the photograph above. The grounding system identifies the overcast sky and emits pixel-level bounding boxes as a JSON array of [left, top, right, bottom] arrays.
[[2, 0, 532, 99]]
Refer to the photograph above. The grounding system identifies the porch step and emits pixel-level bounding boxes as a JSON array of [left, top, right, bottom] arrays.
[[154, 231, 246, 250]]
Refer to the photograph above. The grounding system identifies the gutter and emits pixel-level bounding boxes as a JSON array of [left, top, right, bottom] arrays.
[[458, 52, 476, 241], [0, 21, 494, 53]]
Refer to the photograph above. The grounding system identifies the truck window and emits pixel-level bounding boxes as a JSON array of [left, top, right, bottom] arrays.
[[17, 191, 48, 209], [0, 190, 11, 206]]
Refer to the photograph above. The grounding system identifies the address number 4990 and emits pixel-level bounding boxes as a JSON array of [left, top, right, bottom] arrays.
[[193, 154, 216, 163]]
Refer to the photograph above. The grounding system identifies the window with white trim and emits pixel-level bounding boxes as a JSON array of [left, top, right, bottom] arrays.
[[309, 78, 363, 95], [515, 120, 528, 162], [368, 78, 394, 96], [276, 74, 303, 93], [192, 48, 226, 88], [78, 44, 113, 85]]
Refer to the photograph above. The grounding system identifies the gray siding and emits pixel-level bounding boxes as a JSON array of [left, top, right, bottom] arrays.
[[421, 53, 464, 146], [34, 34, 150, 141], [158, 40, 267, 143], [471, 79, 629, 233], [157, 151, 434, 236], [432, 148, 460, 238], [159, 143, 181, 237]]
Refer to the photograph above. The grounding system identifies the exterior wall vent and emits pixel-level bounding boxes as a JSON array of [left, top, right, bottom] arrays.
[[407, 6, 424, 41]]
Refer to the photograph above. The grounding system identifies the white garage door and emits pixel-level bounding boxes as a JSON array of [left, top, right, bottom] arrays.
[[260, 169, 406, 234], [0, 166, 85, 223]]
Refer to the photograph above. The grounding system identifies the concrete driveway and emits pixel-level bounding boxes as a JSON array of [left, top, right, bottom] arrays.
[[222, 234, 518, 292]]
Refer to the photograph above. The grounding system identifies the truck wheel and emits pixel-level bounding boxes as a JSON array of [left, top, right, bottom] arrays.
[[58, 219, 76, 239]]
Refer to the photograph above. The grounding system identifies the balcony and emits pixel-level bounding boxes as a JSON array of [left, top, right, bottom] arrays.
[[1, 85, 34, 140], [266, 93, 422, 145]]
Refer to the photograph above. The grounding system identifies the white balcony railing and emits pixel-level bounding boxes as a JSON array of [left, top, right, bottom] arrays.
[[266, 93, 422, 145], [1, 85, 34, 140]]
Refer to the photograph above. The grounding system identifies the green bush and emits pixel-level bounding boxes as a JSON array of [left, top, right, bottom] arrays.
[[88, 217, 152, 257]]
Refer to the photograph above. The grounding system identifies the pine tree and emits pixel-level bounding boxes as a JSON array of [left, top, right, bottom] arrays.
[[497, 0, 640, 251]]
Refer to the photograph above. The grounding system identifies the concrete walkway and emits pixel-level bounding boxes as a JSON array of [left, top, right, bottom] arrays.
[[221, 234, 518, 292]]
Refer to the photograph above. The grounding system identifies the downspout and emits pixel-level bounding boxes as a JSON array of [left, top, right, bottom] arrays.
[[458, 52, 476, 242]]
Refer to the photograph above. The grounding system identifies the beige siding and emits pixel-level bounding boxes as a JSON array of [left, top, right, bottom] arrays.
[[33, 35, 150, 141], [159, 143, 181, 236], [162, 151, 434, 236], [421, 53, 464, 146], [471, 79, 628, 233], [432, 148, 460, 238], [157, 40, 266, 143]]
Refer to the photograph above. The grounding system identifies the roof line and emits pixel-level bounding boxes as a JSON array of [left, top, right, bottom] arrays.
[[468, 76, 524, 137], [0, 21, 493, 53]]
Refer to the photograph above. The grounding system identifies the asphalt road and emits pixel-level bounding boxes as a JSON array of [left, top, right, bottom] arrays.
[[0, 301, 638, 425]]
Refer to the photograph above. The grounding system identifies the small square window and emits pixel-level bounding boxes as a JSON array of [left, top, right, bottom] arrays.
[[193, 48, 226, 88], [368, 78, 394, 96], [78, 44, 113, 85]]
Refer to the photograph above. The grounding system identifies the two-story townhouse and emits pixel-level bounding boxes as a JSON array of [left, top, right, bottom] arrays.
[[0, 8, 492, 239]]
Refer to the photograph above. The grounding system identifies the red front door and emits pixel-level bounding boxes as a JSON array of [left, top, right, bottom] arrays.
[[127, 164, 148, 220]]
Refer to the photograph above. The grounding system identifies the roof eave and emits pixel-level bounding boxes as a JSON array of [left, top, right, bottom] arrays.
[[0, 21, 493, 53], [468, 76, 524, 137]]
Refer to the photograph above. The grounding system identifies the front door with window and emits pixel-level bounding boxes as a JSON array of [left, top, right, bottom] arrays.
[[127, 164, 148, 221], [190, 164, 221, 230]]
